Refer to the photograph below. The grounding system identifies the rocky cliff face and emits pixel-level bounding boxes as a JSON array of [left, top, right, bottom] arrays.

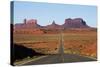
[[62, 18, 89, 28], [45, 21, 61, 29], [14, 19, 41, 29], [14, 18, 90, 30], [14, 18, 92, 34]]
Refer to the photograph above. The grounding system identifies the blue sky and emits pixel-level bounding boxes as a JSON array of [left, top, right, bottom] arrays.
[[13, 1, 97, 27]]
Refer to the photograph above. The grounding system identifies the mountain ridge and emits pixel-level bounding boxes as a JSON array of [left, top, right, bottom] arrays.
[[14, 18, 91, 30]]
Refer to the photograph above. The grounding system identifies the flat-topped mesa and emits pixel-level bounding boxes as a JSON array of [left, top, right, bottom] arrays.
[[63, 18, 90, 28], [14, 19, 43, 34], [15, 19, 41, 29], [73, 18, 86, 25], [24, 19, 37, 25], [14, 18, 91, 30]]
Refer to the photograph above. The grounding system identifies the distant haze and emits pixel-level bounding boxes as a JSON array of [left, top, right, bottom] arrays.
[[13, 1, 97, 27]]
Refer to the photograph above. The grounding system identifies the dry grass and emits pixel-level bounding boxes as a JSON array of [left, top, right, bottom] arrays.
[[14, 29, 97, 58], [13, 34, 60, 54], [63, 30, 97, 58]]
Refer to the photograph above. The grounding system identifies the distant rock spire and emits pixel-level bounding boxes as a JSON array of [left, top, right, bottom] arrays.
[[52, 20, 56, 25], [15, 18, 90, 30], [24, 18, 27, 24]]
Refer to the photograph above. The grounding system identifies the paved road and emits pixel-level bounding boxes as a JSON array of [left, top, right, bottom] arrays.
[[24, 54, 96, 65], [23, 33, 96, 65]]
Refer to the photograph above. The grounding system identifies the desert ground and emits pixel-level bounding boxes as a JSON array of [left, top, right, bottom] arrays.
[[13, 28, 97, 60]]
